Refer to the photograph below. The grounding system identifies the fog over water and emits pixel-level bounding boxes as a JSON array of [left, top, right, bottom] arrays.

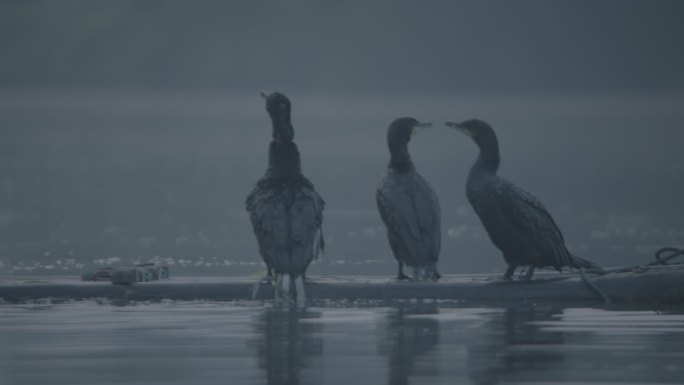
[[1, 1, 683, 276], [2, 90, 683, 276]]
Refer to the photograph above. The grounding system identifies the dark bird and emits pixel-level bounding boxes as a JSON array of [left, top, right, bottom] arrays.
[[377, 117, 442, 281], [246, 91, 325, 306], [445, 119, 602, 279]]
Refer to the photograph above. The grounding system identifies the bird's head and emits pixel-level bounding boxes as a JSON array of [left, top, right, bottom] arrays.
[[388, 117, 432, 145], [261, 91, 291, 117], [261, 91, 293, 142], [445, 119, 497, 148]]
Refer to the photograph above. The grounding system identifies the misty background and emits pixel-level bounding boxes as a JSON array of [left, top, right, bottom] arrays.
[[1, 0, 683, 276]]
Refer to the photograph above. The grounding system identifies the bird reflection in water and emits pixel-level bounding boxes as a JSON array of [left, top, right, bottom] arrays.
[[467, 306, 565, 385], [247, 308, 323, 385], [377, 303, 441, 385]]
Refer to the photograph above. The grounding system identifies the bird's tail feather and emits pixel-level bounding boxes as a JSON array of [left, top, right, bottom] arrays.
[[274, 273, 306, 308], [570, 254, 605, 273], [313, 228, 324, 261], [294, 275, 306, 308]]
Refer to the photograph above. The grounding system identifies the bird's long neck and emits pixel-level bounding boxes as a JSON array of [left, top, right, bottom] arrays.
[[270, 113, 294, 142], [266, 140, 302, 178], [389, 140, 414, 173], [470, 139, 500, 178]]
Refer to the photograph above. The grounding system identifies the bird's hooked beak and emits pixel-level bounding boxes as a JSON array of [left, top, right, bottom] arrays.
[[260, 91, 270, 100], [445, 121, 471, 137], [411, 121, 432, 136]]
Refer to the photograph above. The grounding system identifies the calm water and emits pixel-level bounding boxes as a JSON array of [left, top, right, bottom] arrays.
[[1, 301, 684, 385]]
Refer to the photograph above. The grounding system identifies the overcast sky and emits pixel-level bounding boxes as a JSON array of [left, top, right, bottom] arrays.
[[1, 0, 683, 93]]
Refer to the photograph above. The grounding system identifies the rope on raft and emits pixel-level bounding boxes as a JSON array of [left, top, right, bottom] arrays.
[[580, 267, 611, 304], [653, 247, 684, 266], [600, 246, 684, 274]]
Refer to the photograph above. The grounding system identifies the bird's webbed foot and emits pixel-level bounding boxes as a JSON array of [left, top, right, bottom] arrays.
[[261, 272, 275, 285], [501, 265, 517, 281], [260, 267, 274, 284], [396, 262, 412, 281], [518, 266, 535, 281]]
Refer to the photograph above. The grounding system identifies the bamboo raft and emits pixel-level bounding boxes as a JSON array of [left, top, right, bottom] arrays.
[[2, 265, 684, 304]]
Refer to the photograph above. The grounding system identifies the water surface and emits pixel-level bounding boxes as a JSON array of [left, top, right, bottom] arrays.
[[2, 300, 683, 385]]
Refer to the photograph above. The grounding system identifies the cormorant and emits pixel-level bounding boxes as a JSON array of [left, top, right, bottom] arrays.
[[445, 119, 602, 279], [246, 91, 325, 306], [376, 117, 441, 281]]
